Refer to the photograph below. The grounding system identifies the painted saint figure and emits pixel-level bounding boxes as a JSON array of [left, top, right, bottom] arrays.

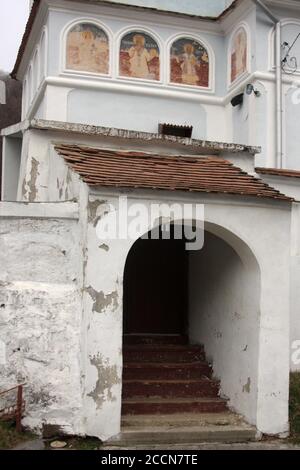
[[231, 27, 247, 83], [66, 23, 109, 74], [170, 38, 209, 88], [179, 43, 199, 86], [128, 34, 151, 78], [119, 32, 160, 81]]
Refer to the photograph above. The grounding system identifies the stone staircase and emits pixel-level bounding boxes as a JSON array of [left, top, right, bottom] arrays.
[[108, 334, 257, 446], [122, 334, 227, 415]]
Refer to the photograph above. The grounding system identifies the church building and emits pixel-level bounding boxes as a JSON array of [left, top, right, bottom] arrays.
[[1, 0, 300, 444]]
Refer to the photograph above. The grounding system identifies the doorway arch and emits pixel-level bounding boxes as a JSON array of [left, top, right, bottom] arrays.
[[122, 221, 261, 424]]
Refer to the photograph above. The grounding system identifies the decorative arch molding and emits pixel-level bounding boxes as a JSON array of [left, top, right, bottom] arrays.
[[120, 213, 261, 273], [228, 22, 251, 89], [61, 18, 113, 77], [22, 25, 48, 118], [269, 18, 300, 75], [58, 19, 217, 93], [39, 26, 48, 85], [166, 33, 214, 91], [32, 48, 40, 95], [116, 25, 163, 83], [27, 65, 33, 106]]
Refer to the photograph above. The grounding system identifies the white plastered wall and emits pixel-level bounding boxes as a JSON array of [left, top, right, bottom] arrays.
[[0, 202, 84, 435], [81, 189, 291, 439], [189, 228, 260, 426]]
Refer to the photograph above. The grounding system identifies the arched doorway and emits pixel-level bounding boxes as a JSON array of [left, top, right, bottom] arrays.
[[122, 222, 261, 426], [123, 226, 188, 335]]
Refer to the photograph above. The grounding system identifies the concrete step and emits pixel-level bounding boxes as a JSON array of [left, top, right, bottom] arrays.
[[123, 378, 220, 399], [124, 334, 188, 345], [122, 397, 228, 414], [123, 362, 212, 380], [109, 426, 257, 446], [121, 411, 245, 428], [124, 344, 204, 351], [123, 345, 205, 363]]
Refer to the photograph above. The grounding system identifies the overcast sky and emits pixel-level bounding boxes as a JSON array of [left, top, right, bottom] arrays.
[[0, 1, 30, 73]]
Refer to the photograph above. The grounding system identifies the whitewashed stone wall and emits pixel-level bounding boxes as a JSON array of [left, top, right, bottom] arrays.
[[0, 205, 84, 436], [80, 188, 292, 438]]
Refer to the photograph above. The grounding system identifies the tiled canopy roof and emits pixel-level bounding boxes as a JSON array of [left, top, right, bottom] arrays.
[[256, 167, 300, 179], [55, 144, 292, 201]]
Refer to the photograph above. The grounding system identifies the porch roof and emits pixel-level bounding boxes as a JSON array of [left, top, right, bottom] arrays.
[[55, 144, 293, 201], [256, 167, 300, 179]]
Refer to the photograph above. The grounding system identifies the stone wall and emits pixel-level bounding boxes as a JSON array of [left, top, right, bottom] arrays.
[[0, 203, 83, 435]]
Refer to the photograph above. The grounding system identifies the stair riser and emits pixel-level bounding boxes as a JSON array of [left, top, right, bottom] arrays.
[[123, 365, 212, 380], [123, 381, 220, 399], [122, 401, 227, 414], [124, 336, 188, 345], [123, 350, 206, 363], [111, 430, 256, 446]]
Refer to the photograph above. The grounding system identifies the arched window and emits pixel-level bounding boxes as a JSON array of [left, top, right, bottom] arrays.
[[269, 20, 300, 74], [22, 79, 28, 116], [66, 23, 109, 74], [170, 37, 209, 88], [39, 31, 46, 84], [28, 66, 33, 105], [33, 49, 39, 93], [119, 31, 160, 81], [230, 26, 248, 84]]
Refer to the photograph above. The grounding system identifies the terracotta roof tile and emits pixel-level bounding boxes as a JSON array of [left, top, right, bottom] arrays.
[[55, 144, 292, 202], [256, 167, 300, 179]]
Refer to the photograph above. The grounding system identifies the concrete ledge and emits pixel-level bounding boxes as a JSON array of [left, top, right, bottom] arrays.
[[0, 201, 79, 220], [31, 119, 261, 155]]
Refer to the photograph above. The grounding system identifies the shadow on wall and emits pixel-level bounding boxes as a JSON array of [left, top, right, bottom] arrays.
[[188, 226, 261, 425], [0, 72, 22, 199]]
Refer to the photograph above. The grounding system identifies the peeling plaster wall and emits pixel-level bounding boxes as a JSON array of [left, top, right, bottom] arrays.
[[81, 195, 127, 440], [18, 130, 49, 202], [0, 212, 83, 435], [254, 175, 300, 373], [17, 130, 81, 203], [189, 230, 260, 425], [78, 188, 291, 438], [48, 146, 80, 202]]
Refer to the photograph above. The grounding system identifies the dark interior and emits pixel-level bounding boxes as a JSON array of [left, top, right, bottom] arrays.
[[123, 229, 188, 335]]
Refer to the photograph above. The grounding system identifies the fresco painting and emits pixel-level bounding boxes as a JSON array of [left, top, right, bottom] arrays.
[[66, 23, 109, 74], [231, 27, 247, 83], [119, 32, 160, 80], [170, 38, 209, 87]]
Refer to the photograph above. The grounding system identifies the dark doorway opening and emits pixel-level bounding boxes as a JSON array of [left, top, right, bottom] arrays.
[[123, 228, 188, 335]]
